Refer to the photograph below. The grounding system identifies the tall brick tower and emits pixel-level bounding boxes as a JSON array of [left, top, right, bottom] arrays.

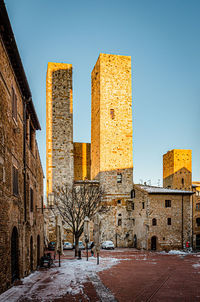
[[91, 53, 133, 196], [163, 149, 192, 190], [46, 62, 74, 198]]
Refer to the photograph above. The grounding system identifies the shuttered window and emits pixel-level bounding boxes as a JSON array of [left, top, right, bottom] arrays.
[[30, 188, 34, 212], [12, 166, 18, 196]]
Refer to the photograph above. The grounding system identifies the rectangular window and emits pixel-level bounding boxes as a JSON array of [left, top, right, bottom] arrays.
[[117, 199, 121, 204], [196, 203, 200, 211], [12, 87, 17, 121], [132, 202, 134, 210], [110, 109, 115, 119], [165, 200, 171, 208], [12, 166, 18, 196], [142, 202, 145, 209], [117, 173, 122, 183], [118, 219, 122, 226], [30, 188, 34, 212], [167, 218, 171, 225]]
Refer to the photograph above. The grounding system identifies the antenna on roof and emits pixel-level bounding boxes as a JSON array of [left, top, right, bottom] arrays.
[[157, 179, 161, 187], [148, 180, 151, 186]]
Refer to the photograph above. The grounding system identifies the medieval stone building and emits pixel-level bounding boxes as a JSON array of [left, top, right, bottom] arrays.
[[0, 1, 44, 293], [46, 54, 197, 251]]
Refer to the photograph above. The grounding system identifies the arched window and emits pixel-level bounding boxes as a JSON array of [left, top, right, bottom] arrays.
[[181, 178, 184, 186], [152, 218, 157, 226]]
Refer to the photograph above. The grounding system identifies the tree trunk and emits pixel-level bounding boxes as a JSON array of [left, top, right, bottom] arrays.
[[74, 236, 79, 257]]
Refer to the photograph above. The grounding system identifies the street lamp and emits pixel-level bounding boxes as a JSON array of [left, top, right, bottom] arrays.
[[84, 216, 90, 261]]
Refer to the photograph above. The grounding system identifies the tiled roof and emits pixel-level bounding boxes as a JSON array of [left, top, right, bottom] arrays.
[[137, 185, 193, 195]]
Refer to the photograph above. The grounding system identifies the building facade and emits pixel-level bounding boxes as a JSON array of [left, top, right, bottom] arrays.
[[0, 1, 44, 293], [132, 185, 193, 251]]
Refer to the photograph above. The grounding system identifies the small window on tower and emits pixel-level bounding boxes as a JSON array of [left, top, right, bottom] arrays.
[[117, 173, 122, 183], [110, 109, 115, 119], [181, 178, 184, 185]]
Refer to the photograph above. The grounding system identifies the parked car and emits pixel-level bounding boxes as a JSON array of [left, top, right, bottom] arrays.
[[48, 241, 56, 251], [101, 240, 115, 250], [63, 242, 73, 250]]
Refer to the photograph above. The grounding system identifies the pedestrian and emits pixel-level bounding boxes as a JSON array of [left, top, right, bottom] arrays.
[[90, 241, 95, 256]]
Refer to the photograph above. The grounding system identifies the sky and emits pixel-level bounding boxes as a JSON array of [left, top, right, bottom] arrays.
[[4, 0, 200, 192]]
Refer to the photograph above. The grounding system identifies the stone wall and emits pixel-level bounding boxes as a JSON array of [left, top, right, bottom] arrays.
[[163, 149, 192, 190], [0, 35, 44, 294], [133, 185, 192, 251], [46, 62, 74, 196], [74, 142, 91, 180], [91, 54, 133, 197]]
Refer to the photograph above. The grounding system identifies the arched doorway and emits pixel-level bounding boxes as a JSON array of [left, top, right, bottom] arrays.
[[37, 235, 40, 267], [151, 236, 157, 250], [30, 236, 33, 271], [11, 227, 19, 283], [196, 234, 200, 249]]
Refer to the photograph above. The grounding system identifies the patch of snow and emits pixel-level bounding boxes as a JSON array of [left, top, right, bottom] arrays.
[[193, 263, 200, 269], [168, 250, 187, 255], [0, 257, 123, 301]]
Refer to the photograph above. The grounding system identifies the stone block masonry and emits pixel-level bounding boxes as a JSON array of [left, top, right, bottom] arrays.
[[46, 63, 74, 196], [91, 53, 133, 197], [163, 149, 192, 190]]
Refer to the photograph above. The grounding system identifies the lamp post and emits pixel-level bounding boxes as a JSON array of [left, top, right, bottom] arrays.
[[94, 213, 101, 265], [84, 216, 90, 261]]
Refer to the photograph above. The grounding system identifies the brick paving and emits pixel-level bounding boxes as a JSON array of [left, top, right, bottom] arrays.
[[0, 249, 200, 301]]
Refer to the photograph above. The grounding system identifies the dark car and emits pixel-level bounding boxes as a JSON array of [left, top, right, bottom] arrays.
[[48, 241, 56, 251]]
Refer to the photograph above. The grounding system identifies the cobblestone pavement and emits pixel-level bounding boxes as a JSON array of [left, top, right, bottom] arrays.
[[0, 249, 200, 301]]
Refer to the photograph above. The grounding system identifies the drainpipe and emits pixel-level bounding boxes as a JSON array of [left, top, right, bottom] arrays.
[[181, 195, 184, 249], [23, 97, 31, 222]]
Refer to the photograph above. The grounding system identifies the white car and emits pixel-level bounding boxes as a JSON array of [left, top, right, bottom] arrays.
[[63, 242, 73, 250], [101, 240, 115, 250]]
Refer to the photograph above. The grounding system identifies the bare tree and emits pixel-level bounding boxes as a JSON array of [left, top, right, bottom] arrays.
[[54, 182, 104, 256]]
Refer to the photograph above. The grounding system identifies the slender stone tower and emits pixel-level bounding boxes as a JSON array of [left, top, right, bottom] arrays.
[[163, 149, 192, 190], [91, 53, 133, 198], [91, 54, 133, 246], [46, 62, 74, 198]]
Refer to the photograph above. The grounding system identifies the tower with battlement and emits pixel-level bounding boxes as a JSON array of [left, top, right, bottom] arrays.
[[163, 149, 192, 190]]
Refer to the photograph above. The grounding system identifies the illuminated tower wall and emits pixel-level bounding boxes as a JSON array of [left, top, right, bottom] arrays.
[[163, 149, 192, 190], [46, 62, 74, 197], [91, 53, 133, 198]]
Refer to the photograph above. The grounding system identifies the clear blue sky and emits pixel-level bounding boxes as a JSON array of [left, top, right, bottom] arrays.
[[5, 0, 200, 191]]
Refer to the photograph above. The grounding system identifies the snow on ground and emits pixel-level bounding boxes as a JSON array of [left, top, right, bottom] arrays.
[[193, 263, 200, 269], [0, 257, 124, 302]]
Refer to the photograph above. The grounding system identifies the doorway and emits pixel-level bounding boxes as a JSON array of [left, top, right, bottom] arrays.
[[37, 235, 40, 267], [196, 234, 200, 249], [11, 227, 19, 283], [151, 236, 157, 250], [30, 236, 33, 271]]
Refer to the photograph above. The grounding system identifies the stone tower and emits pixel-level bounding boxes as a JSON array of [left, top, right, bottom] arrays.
[[91, 53, 133, 197], [46, 62, 74, 197], [163, 149, 192, 190]]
